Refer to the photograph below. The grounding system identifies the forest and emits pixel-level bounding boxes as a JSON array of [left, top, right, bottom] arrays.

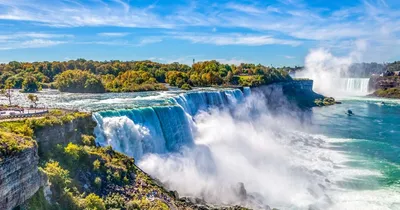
[[0, 59, 292, 93]]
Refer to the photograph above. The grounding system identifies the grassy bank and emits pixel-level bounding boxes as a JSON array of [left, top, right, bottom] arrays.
[[373, 88, 400, 98]]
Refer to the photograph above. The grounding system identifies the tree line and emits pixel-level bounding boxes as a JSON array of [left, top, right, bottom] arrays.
[[0, 59, 292, 93]]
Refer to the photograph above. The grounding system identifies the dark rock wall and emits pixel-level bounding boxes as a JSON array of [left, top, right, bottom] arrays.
[[0, 144, 45, 210]]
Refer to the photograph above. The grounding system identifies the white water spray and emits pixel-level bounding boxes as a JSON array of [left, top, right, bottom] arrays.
[[297, 41, 370, 97], [94, 88, 398, 209]]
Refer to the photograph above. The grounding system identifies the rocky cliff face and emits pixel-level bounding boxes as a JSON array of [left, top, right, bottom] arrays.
[[0, 144, 45, 210], [0, 114, 95, 210], [369, 75, 400, 91], [34, 115, 96, 156]]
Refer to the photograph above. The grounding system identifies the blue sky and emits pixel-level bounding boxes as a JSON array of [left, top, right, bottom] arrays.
[[0, 0, 399, 66]]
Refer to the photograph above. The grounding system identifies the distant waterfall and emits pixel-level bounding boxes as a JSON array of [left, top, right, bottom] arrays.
[[339, 78, 370, 95], [93, 88, 248, 160]]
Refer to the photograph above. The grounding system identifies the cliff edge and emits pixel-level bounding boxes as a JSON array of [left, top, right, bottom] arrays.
[[252, 79, 335, 109]]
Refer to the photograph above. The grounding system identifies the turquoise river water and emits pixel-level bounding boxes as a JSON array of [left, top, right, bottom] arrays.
[[2, 88, 400, 210]]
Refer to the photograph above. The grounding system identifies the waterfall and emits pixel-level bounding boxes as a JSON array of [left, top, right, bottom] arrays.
[[171, 89, 245, 116], [93, 107, 168, 160], [339, 78, 370, 95], [93, 88, 246, 160], [243, 87, 251, 97]]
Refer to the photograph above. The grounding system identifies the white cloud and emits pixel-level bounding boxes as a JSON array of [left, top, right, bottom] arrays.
[[0, 39, 66, 50], [284, 55, 295, 59], [225, 3, 264, 14], [174, 33, 301, 46], [0, 32, 72, 50], [78, 40, 129, 46], [0, 0, 175, 28], [0, 33, 73, 40], [266, 6, 281, 13], [97, 32, 130, 37], [137, 37, 163, 46], [24, 33, 74, 38], [0, 0, 399, 61]]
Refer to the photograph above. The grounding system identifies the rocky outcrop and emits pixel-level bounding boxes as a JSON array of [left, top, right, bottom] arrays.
[[368, 75, 400, 98], [0, 144, 45, 210], [369, 75, 400, 91], [252, 80, 324, 109], [34, 115, 96, 156]]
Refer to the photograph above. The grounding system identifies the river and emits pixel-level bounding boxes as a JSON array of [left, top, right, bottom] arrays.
[[2, 88, 399, 209]]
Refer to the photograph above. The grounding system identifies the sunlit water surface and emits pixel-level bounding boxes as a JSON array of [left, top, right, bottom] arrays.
[[2, 89, 400, 209]]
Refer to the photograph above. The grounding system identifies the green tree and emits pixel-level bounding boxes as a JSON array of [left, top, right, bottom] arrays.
[[55, 70, 105, 93], [22, 76, 41, 93], [27, 94, 39, 108], [2, 80, 15, 106], [42, 161, 71, 196], [225, 71, 233, 84]]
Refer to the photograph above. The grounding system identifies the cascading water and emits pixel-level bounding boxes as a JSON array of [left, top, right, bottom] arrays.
[[339, 78, 370, 95], [92, 87, 338, 209], [92, 86, 400, 209], [243, 87, 251, 97], [93, 89, 246, 160], [93, 107, 168, 160]]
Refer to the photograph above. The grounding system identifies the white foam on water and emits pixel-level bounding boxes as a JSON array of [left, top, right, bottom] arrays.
[[132, 91, 177, 100], [329, 189, 400, 210], [93, 90, 400, 210]]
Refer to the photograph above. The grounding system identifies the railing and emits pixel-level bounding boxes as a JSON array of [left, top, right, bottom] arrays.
[[0, 110, 49, 120]]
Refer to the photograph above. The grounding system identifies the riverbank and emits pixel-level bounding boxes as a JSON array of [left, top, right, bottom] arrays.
[[369, 75, 400, 98]]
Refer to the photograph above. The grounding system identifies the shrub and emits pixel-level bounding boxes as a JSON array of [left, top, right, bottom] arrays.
[[105, 193, 126, 209], [126, 201, 140, 210], [49, 109, 64, 116], [94, 177, 102, 188], [81, 193, 106, 210], [181, 83, 192, 90], [64, 143, 83, 160], [113, 171, 121, 182], [82, 135, 96, 146], [42, 161, 71, 195], [123, 176, 129, 184], [93, 159, 101, 171], [0, 132, 35, 160]]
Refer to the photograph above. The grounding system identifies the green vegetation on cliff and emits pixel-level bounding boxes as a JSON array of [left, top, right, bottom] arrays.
[[0, 131, 35, 161], [373, 88, 400, 98], [0, 110, 90, 160], [23, 135, 193, 210]]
